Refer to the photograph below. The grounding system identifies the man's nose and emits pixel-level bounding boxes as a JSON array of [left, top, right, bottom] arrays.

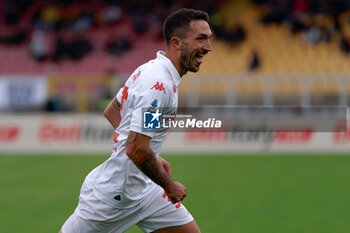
[[204, 39, 212, 52]]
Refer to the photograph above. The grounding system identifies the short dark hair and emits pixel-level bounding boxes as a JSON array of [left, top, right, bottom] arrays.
[[163, 8, 209, 46]]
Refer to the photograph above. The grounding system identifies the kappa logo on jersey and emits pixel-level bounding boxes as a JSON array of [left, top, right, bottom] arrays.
[[151, 82, 166, 93], [143, 99, 162, 129]]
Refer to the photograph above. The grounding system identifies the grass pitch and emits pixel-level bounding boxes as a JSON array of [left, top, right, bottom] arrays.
[[0, 154, 350, 233]]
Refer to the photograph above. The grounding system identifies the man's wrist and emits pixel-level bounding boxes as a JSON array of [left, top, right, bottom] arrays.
[[164, 180, 176, 193]]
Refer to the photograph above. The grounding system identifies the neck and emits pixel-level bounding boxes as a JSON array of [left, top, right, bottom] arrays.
[[164, 50, 186, 77]]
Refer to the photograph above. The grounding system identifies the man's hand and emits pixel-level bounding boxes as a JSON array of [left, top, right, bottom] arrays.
[[165, 181, 187, 204], [158, 156, 171, 176]]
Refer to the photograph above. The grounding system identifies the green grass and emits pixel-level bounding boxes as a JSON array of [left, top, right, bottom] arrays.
[[1, 154, 350, 233]]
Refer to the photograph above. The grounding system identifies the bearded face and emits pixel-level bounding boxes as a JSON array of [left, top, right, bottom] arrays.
[[179, 41, 207, 73], [173, 20, 212, 76]]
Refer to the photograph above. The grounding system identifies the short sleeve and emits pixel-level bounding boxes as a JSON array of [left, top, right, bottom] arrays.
[[116, 86, 123, 103], [129, 86, 169, 138]]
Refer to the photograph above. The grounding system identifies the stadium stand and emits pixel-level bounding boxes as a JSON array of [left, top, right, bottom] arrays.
[[200, 0, 350, 73], [0, 0, 349, 110], [1, 0, 350, 74], [0, 0, 224, 74]]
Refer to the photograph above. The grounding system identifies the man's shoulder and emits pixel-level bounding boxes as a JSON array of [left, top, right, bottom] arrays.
[[135, 61, 172, 87], [140, 58, 169, 78]]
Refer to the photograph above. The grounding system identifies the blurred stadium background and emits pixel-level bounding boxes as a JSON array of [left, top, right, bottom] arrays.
[[1, 0, 350, 232]]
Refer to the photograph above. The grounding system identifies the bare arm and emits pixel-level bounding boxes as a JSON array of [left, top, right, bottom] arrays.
[[126, 131, 186, 203], [158, 156, 171, 176], [103, 97, 122, 129]]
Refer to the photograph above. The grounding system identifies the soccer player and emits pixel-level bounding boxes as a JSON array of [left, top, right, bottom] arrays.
[[60, 8, 212, 233]]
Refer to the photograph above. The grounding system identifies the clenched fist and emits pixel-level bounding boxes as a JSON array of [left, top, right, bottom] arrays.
[[165, 181, 187, 204]]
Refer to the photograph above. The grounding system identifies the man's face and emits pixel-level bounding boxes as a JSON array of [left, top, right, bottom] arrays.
[[179, 20, 212, 73]]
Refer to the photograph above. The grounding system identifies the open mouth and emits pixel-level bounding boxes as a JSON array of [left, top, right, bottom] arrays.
[[195, 53, 204, 64]]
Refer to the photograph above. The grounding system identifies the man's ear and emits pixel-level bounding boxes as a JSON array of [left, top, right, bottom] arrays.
[[169, 36, 182, 50]]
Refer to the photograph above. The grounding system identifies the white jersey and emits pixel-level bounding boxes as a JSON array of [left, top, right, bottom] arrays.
[[83, 51, 180, 209]]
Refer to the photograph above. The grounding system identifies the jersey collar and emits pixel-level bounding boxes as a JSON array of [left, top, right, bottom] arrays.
[[157, 51, 181, 86]]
